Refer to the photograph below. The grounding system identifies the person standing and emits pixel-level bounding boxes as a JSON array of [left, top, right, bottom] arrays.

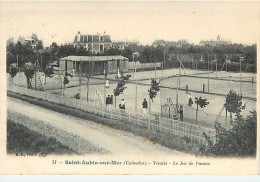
[[142, 98, 148, 115], [105, 79, 110, 88], [119, 98, 125, 120], [119, 98, 125, 110], [106, 95, 110, 111], [188, 93, 193, 106], [72, 68, 75, 77], [55, 74, 58, 85], [179, 105, 184, 121], [41, 74, 45, 84]]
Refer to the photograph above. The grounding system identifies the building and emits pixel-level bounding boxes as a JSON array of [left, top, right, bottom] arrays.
[[17, 36, 38, 48], [199, 35, 232, 46], [59, 55, 129, 75], [152, 40, 167, 47], [176, 39, 189, 47], [112, 40, 140, 50], [153, 39, 190, 47], [73, 31, 112, 53], [6, 37, 15, 45]]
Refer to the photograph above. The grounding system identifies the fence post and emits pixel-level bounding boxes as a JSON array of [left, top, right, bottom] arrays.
[[148, 116, 150, 129], [101, 105, 103, 117], [203, 84, 205, 93], [186, 85, 188, 94]]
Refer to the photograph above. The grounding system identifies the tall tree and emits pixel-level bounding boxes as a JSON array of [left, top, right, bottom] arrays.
[[224, 90, 246, 121], [195, 97, 209, 123]]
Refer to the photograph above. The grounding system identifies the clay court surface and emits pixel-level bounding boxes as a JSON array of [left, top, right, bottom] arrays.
[[8, 68, 257, 128]]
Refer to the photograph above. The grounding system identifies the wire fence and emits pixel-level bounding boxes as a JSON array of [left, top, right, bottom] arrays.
[[8, 85, 217, 146]]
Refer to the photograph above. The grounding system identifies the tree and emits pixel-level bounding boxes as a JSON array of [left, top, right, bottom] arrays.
[[36, 40, 44, 50], [224, 90, 246, 122], [202, 111, 256, 156], [113, 74, 129, 107], [148, 78, 160, 113], [63, 76, 69, 95], [9, 64, 17, 84], [103, 46, 122, 56], [194, 97, 209, 123], [42, 66, 54, 84], [24, 62, 35, 89]]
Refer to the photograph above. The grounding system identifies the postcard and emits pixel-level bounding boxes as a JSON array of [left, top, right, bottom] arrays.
[[0, 1, 259, 175]]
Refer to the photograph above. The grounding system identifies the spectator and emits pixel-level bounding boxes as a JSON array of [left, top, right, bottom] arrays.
[[105, 79, 110, 88], [179, 105, 184, 121], [41, 74, 45, 84], [188, 93, 193, 106], [106, 95, 111, 111], [65, 71, 73, 78], [119, 98, 125, 110], [55, 74, 58, 85], [142, 98, 148, 115], [72, 68, 75, 77]]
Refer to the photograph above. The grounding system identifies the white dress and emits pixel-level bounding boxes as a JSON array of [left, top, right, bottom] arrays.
[[105, 80, 110, 88]]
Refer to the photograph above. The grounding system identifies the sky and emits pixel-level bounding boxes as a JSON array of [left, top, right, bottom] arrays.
[[0, 1, 260, 47]]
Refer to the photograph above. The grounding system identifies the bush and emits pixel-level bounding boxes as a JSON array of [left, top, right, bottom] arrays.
[[202, 111, 257, 156]]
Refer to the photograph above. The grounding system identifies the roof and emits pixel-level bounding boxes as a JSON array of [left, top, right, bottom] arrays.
[[60, 55, 129, 62], [73, 34, 112, 43], [152, 40, 166, 45]]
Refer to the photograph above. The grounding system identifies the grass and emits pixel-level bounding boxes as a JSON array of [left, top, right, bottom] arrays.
[[7, 120, 75, 155], [8, 91, 205, 155]]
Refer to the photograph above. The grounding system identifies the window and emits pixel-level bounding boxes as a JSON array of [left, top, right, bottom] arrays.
[[100, 45, 104, 52]]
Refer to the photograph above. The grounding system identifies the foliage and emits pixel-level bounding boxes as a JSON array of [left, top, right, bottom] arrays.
[[195, 97, 209, 108], [202, 111, 257, 156], [24, 62, 35, 89], [224, 90, 246, 117], [9, 65, 17, 78], [148, 78, 160, 101], [7, 35, 256, 73], [43, 67, 54, 78], [7, 121, 74, 154], [63, 76, 69, 85], [195, 97, 209, 123], [114, 79, 126, 96], [24, 62, 35, 79]]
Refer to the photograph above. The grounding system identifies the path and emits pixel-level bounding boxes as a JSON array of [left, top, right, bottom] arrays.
[[7, 97, 189, 156]]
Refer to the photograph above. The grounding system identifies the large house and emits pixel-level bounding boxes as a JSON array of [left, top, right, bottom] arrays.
[[199, 35, 232, 46], [73, 31, 112, 53], [17, 36, 38, 48]]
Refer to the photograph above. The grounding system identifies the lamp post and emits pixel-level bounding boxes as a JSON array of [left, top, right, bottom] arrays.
[[162, 51, 165, 78], [132, 52, 138, 114], [240, 57, 244, 95], [17, 55, 20, 86], [208, 54, 209, 93]]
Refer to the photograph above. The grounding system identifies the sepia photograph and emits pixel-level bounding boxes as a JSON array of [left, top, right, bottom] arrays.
[[0, 1, 259, 175]]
